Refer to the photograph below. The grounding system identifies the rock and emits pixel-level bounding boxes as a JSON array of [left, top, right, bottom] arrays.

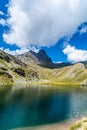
[[80, 79, 87, 86], [12, 67, 26, 77], [26, 69, 39, 80], [17, 50, 71, 69], [0, 71, 13, 79]]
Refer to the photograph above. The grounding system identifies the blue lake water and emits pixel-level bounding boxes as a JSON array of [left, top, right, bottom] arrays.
[[0, 85, 87, 129]]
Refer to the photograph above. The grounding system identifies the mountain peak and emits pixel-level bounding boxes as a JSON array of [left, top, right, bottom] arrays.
[[17, 49, 71, 68], [38, 50, 46, 55]]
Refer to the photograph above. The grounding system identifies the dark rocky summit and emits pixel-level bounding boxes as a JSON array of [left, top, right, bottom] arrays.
[[17, 50, 71, 68]]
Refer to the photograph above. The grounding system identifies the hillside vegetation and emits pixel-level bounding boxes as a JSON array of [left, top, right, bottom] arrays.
[[37, 63, 87, 86], [70, 118, 87, 130], [0, 49, 87, 85], [0, 50, 39, 84]]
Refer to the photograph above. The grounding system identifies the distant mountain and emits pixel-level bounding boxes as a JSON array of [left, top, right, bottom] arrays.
[[0, 49, 87, 86], [80, 61, 87, 68], [17, 50, 71, 68], [17, 50, 53, 68]]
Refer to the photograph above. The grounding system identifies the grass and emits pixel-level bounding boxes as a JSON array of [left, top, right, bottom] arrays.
[[32, 80, 80, 88], [70, 118, 87, 130], [70, 122, 82, 130], [0, 56, 87, 86], [36, 63, 87, 86]]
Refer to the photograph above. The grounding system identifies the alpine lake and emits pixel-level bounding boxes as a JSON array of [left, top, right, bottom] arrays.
[[0, 84, 87, 130]]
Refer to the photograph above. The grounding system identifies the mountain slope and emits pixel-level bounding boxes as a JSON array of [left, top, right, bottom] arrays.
[[37, 63, 87, 85], [0, 49, 87, 85], [80, 61, 87, 68], [0, 50, 39, 84], [17, 50, 71, 68]]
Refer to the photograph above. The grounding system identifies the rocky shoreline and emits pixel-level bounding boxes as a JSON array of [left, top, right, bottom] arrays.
[[12, 117, 87, 130], [11, 119, 76, 130]]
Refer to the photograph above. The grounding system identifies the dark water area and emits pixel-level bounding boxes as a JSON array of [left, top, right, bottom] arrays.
[[0, 85, 87, 130]]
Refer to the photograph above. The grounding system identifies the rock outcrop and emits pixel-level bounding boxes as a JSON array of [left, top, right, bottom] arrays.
[[17, 50, 71, 68]]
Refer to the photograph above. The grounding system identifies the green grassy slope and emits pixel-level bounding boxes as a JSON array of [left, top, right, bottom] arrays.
[[0, 50, 39, 84], [37, 63, 87, 85], [0, 49, 87, 85]]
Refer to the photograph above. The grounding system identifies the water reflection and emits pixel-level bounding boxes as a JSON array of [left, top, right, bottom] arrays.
[[0, 85, 87, 129]]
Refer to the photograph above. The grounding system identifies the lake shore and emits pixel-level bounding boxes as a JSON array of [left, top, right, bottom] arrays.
[[12, 118, 78, 130], [1, 79, 87, 88]]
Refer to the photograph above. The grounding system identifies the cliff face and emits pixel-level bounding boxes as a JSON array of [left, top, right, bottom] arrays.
[[17, 50, 54, 68]]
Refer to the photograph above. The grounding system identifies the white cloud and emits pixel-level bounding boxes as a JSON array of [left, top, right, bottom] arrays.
[[53, 61, 63, 63], [0, 11, 6, 26], [0, 46, 39, 55], [2, 0, 87, 49], [0, 47, 29, 55], [29, 46, 39, 53], [0, 11, 4, 16], [0, 19, 6, 26], [79, 26, 87, 34], [63, 44, 87, 63]]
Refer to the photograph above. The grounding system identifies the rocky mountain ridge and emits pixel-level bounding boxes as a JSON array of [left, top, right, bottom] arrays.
[[17, 50, 71, 68], [0, 49, 39, 84], [0, 49, 87, 85]]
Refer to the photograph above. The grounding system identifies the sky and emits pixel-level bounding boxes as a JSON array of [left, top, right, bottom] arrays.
[[0, 0, 87, 63]]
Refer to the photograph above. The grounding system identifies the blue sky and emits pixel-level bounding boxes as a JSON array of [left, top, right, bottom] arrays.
[[0, 0, 87, 63], [44, 29, 87, 62]]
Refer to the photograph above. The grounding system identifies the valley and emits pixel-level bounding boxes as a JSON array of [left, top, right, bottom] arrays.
[[0, 49, 87, 86]]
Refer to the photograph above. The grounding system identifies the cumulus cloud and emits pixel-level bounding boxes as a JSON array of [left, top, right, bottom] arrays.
[[0, 11, 4, 16], [0, 11, 6, 26], [2, 0, 87, 49], [0, 46, 39, 55], [0, 19, 6, 26], [63, 44, 87, 63], [0, 47, 29, 55], [79, 26, 87, 34]]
